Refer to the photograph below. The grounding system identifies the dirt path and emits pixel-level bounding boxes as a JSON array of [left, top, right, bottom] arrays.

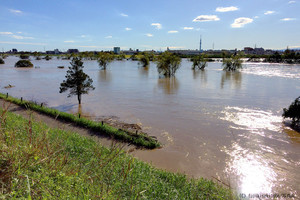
[[0, 99, 138, 151]]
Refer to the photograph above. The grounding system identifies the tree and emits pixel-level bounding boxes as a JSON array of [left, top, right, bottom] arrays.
[[0, 58, 4, 64], [222, 55, 243, 71], [59, 57, 95, 104], [156, 52, 181, 77], [139, 54, 150, 67], [97, 52, 114, 69], [283, 96, 300, 127], [191, 55, 207, 70]]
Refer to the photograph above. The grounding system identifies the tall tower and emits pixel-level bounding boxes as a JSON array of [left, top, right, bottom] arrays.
[[199, 35, 202, 53]]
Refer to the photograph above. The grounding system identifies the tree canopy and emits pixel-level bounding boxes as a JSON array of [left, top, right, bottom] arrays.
[[191, 55, 207, 70], [222, 55, 243, 71], [283, 96, 300, 127], [156, 52, 181, 77], [15, 60, 33, 68], [97, 52, 114, 70], [59, 57, 95, 104]]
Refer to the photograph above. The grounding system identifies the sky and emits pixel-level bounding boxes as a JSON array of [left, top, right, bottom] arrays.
[[0, 0, 299, 52]]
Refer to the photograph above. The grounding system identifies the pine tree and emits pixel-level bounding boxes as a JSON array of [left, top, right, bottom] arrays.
[[59, 57, 95, 104]]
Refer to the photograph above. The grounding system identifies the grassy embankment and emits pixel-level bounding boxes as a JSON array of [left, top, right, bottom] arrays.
[[0, 93, 160, 149], [0, 103, 235, 199]]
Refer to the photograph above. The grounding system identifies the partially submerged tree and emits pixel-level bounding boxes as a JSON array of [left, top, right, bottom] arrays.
[[156, 52, 181, 77], [222, 55, 243, 71], [20, 54, 30, 59], [59, 57, 95, 104], [15, 60, 33, 68], [97, 52, 114, 69], [0, 57, 4, 64], [191, 55, 207, 70], [283, 96, 300, 127], [138, 54, 150, 67]]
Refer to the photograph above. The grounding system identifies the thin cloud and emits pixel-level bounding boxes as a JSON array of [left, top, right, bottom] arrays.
[[281, 18, 296, 21], [9, 9, 23, 14], [11, 35, 34, 39], [183, 27, 194, 30], [105, 36, 112, 39], [120, 13, 128, 17], [151, 23, 162, 29], [125, 27, 132, 31], [254, 16, 259, 19], [0, 32, 13, 35], [168, 30, 178, 34], [145, 33, 153, 37], [0, 41, 46, 45], [216, 6, 238, 12], [264, 11, 275, 15], [193, 15, 220, 22], [231, 17, 253, 28], [288, 1, 296, 4], [64, 40, 75, 43]]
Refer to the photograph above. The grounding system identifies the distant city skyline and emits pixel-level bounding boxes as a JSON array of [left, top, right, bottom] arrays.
[[0, 0, 299, 51]]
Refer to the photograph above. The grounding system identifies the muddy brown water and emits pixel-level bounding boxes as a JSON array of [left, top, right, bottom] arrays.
[[1, 56, 299, 197]]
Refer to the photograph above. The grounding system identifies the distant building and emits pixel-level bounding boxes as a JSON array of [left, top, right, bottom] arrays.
[[167, 48, 200, 55], [54, 49, 61, 54], [244, 47, 265, 55], [12, 48, 18, 53], [67, 49, 79, 54], [46, 50, 55, 54], [113, 47, 120, 54]]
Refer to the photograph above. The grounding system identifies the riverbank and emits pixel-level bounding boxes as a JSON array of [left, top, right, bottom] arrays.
[[0, 93, 160, 149], [0, 102, 235, 199]]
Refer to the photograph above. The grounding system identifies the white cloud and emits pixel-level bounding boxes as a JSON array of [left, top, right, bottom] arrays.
[[64, 40, 75, 43], [145, 33, 153, 37], [0, 32, 13, 35], [0, 41, 46, 45], [168, 30, 178, 33], [288, 1, 296, 4], [105, 36, 112, 39], [193, 15, 220, 22], [9, 9, 22, 14], [183, 27, 194, 30], [125, 27, 132, 31], [11, 35, 34, 39], [120, 13, 128, 17], [80, 35, 87, 38], [151, 23, 162, 29], [264, 11, 275, 15], [254, 16, 259, 19], [216, 6, 238, 12], [281, 18, 296, 21], [231, 17, 253, 28]]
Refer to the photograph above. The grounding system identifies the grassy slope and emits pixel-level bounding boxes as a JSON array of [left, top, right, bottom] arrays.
[[0, 108, 235, 199], [0, 93, 160, 149]]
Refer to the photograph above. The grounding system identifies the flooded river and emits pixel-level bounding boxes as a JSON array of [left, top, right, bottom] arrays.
[[1, 56, 299, 197]]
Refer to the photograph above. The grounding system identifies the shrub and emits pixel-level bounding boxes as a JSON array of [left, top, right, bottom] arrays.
[[20, 54, 30, 59], [191, 55, 207, 70], [0, 58, 4, 64], [283, 96, 300, 127], [222, 55, 243, 71], [15, 60, 34, 68], [156, 52, 181, 77]]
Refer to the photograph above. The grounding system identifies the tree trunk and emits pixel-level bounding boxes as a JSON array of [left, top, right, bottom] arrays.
[[78, 94, 81, 104]]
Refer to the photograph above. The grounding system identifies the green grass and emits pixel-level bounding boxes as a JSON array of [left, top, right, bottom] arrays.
[[0, 106, 236, 199], [0, 93, 160, 149]]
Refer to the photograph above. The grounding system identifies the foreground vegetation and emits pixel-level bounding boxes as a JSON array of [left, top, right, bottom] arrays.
[[283, 96, 300, 127], [0, 105, 235, 199], [0, 93, 160, 149], [15, 60, 33, 68]]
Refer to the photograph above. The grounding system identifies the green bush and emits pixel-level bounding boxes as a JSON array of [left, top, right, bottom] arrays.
[[283, 96, 300, 126], [0, 57, 4, 64], [20, 54, 30, 59], [15, 60, 34, 68]]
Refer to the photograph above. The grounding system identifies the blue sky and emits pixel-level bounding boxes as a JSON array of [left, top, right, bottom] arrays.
[[0, 0, 299, 52]]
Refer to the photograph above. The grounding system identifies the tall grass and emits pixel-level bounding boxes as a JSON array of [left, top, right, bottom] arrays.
[[0, 105, 236, 199], [0, 93, 160, 149]]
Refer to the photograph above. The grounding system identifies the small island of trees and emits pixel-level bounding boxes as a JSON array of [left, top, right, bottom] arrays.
[[15, 60, 34, 68]]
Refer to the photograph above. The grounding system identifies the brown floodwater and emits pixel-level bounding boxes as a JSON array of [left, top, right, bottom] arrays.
[[1, 56, 300, 197]]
